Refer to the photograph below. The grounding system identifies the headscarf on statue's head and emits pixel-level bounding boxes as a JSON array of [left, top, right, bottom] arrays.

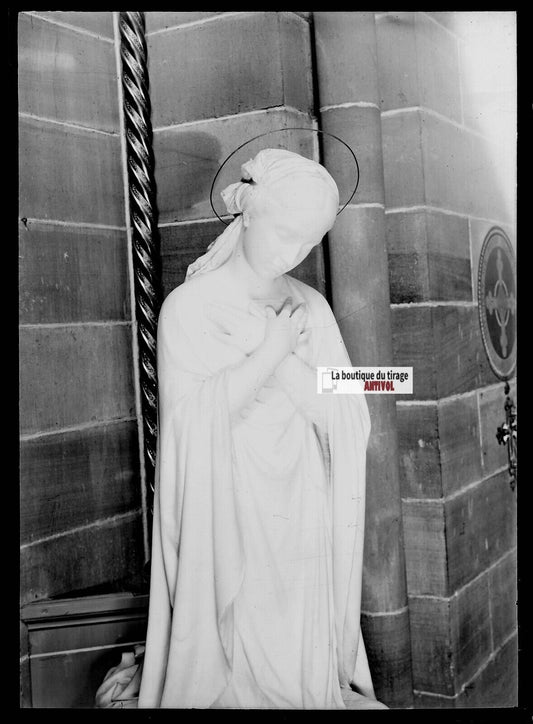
[[185, 149, 340, 281]]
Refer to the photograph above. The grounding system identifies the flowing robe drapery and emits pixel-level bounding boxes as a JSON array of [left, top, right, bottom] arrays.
[[137, 273, 375, 709]]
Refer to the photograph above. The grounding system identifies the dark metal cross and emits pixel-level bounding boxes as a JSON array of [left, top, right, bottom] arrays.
[[485, 248, 516, 357]]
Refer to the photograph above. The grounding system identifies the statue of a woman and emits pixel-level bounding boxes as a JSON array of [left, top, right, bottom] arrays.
[[137, 148, 386, 709]]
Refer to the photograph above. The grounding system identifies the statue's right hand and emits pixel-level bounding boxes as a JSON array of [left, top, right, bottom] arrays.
[[263, 297, 307, 363]]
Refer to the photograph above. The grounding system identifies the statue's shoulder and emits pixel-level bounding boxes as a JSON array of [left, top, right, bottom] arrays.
[[161, 275, 214, 314], [285, 275, 332, 316]]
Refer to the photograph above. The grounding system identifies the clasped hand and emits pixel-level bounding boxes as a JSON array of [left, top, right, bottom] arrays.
[[262, 296, 308, 364]]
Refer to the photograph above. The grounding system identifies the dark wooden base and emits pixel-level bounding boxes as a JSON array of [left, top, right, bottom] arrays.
[[20, 592, 148, 708]]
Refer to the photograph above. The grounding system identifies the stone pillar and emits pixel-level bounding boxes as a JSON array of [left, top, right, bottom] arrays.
[[312, 12, 413, 707]]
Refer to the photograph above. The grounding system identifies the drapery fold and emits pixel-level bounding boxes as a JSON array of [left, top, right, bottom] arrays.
[[139, 308, 245, 708]]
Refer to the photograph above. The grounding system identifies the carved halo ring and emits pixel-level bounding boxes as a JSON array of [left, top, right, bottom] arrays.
[[209, 127, 360, 226]]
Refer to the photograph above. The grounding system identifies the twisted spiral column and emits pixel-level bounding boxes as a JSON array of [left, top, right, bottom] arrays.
[[119, 12, 161, 521]]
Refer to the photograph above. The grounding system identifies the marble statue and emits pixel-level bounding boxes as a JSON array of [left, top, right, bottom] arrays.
[[137, 148, 387, 710]]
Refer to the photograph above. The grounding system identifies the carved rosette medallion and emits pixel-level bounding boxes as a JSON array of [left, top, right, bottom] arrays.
[[477, 227, 516, 379]]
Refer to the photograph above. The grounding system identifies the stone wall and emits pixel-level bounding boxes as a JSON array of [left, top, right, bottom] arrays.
[[376, 11, 517, 707], [19, 12, 145, 699]]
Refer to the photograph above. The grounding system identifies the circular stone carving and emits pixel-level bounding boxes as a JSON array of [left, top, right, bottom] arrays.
[[477, 227, 516, 379]]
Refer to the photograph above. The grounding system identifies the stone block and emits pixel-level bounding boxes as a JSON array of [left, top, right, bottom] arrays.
[[19, 116, 124, 226], [149, 12, 312, 128], [362, 395, 408, 612], [488, 549, 517, 649], [328, 207, 392, 366], [386, 211, 430, 303], [18, 13, 119, 132], [432, 305, 498, 397], [437, 394, 482, 497], [413, 12, 462, 123], [457, 633, 518, 707], [421, 112, 510, 222], [383, 108, 512, 223], [386, 209, 471, 303], [401, 500, 447, 596], [19, 222, 130, 324], [426, 211, 471, 301], [444, 471, 517, 593], [361, 610, 413, 707], [19, 324, 136, 434], [149, 13, 280, 127], [457, 13, 517, 144], [419, 114, 469, 215], [362, 468, 408, 612], [397, 394, 484, 500], [314, 12, 380, 107], [375, 12, 419, 112], [409, 595, 455, 695], [479, 384, 513, 477], [328, 206, 387, 325], [160, 219, 222, 296], [450, 573, 493, 687], [320, 105, 385, 205], [391, 306, 436, 400], [409, 573, 492, 695], [20, 513, 144, 605], [20, 421, 141, 544], [396, 404, 441, 499], [381, 110, 425, 209], [33, 11, 115, 38], [278, 12, 313, 115]]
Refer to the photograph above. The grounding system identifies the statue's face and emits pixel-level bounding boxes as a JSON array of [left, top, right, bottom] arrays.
[[241, 181, 337, 279]]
